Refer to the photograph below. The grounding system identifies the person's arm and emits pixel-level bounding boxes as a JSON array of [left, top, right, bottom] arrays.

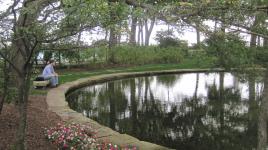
[[50, 65, 58, 76], [42, 65, 49, 77]]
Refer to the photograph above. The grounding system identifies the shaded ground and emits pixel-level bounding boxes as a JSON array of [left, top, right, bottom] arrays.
[[0, 95, 60, 150]]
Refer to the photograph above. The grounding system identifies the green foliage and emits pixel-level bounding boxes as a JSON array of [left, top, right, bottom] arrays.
[[80, 47, 107, 63], [61, 50, 81, 63], [154, 29, 187, 48], [205, 32, 252, 69], [43, 51, 53, 62], [254, 47, 268, 65], [113, 46, 185, 65]]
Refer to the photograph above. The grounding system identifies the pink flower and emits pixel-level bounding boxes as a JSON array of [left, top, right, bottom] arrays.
[[63, 143, 68, 148]]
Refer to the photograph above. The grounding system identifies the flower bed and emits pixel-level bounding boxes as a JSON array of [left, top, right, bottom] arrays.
[[44, 122, 138, 150]]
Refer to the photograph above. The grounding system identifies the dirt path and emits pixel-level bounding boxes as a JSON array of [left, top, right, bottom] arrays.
[[0, 95, 60, 150]]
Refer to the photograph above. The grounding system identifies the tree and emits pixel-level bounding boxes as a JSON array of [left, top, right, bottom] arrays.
[[205, 32, 251, 69], [0, 0, 107, 149], [155, 29, 186, 48], [129, 6, 138, 45]]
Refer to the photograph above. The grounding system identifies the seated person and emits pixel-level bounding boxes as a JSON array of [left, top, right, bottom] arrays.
[[42, 60, 59, 87]]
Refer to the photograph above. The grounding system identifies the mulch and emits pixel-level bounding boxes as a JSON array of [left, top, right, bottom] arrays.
[[0, 95, 61, 150]]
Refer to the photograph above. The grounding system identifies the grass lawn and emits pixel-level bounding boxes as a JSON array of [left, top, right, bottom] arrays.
[[30, 59, 214, 95]]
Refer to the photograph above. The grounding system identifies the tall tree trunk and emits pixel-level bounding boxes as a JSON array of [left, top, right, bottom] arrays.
[[250, 34, 257, 47], [264, 38, 268, 47], [58, 50, 61, 66], [139, 20, 144, 46], [130, 7, 137, 45], [105, 29, 109, 41], [144, 17, 155, 46], [15, 71, 32, 150], [0, 55, 10, 114], [196, 23, 201, 45], [220, 10, 226, 33], [257, 36, 261, 46], [214, 21, 217, 32], [250, 14, 262, 47], [117, 23, 122, 44], [137, 25, 141, 45], [108, 0, 118, 64], [10, 0, 50, 148]]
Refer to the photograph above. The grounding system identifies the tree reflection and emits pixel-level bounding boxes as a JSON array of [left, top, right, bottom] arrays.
[[156, 74, 180, 101], [66, 73, 264, 150], [257, 70, 268, 150]]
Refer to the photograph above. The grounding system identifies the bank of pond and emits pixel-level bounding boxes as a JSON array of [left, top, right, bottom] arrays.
[[66, 72, 265, 150]]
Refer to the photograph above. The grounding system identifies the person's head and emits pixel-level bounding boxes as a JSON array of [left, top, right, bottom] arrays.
[[48, 60, 55, 66]]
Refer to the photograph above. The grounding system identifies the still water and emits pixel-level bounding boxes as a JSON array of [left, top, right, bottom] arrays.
[[66, 72, 265, 150]]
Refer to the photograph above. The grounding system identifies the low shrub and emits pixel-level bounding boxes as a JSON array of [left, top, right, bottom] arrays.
[[44, 122, 138, 150]]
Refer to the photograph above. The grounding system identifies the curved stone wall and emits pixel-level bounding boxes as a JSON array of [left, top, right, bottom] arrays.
[[46, 69, 222, 149]]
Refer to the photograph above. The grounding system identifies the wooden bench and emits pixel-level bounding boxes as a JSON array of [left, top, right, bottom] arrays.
[[33, 80, 50, 89]]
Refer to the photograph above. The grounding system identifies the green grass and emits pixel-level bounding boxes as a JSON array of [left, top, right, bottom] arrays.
[[30, 58, 214, 95]]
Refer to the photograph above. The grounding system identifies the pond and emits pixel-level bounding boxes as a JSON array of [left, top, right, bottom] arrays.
[[66, 72, 265, 150]]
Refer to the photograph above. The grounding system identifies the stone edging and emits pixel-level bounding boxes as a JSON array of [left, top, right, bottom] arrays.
[[46, 68, 223, 150]]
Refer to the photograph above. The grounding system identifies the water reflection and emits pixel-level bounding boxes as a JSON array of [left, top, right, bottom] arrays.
[[66, 72, 265, 150]]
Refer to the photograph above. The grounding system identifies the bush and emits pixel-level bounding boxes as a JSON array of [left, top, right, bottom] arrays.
[[113, 46, 185, 65], [254, 47, 268, 65], [205, 32, 252, 69]]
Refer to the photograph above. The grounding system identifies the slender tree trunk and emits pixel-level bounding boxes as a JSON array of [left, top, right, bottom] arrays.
[[15, 72, 32, 150], [250, 14, 262, 47], [0, 57, 9, 114], [105, 29, 109, 41], [58, 50, 61, 66], [250, 34, 257, 47], [130, 7, 137, 45], [264, 38, 268, 47], [214, 21, 217, 32], [221, 22, 225, 33], [196, 23, 201, 45], [139, 20, 144, 46], [257, 36, 261, 46], [117, 23, 122, 44], [108, 0, 118, 64], [108, 26, 116, 64], [144, 17, 155, 46], [137, 25, 140, 45], [76, 32, 82, 64], [11, 0, 49, 148]]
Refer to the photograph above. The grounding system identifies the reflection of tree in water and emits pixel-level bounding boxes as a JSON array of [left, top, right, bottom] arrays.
[[156, 74, 181, 101], [66, 73, 263, 150], [156, 74, 180, 88], [67, 88, 97, 117]]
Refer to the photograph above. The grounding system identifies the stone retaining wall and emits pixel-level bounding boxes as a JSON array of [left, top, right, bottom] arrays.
[[46, 69, 223, 150]]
